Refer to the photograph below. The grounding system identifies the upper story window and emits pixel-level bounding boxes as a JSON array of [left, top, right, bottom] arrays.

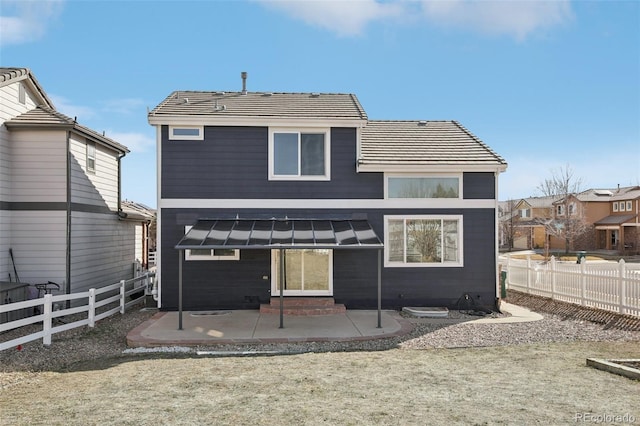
[[556, 205, 565, 216], [169, 126, 203, 140], [568, 202, 576, 216], [626, 201, 633, 211], [385, 215, 463, 267], [86, 143, 96, 174], [386, 175, 461, 199], [18, 84, 26, 104], [269, 128, 330, 180], [613, 202, 619, 212], [520, 208, 530, 218]]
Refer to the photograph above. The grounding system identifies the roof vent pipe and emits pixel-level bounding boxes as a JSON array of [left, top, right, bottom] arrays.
[[241, 71, 247, 95]]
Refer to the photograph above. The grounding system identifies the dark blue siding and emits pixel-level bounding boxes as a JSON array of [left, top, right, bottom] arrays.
[[463, 172, 495, 199], [161, 126, 383, 199], [161, 207, 497, 311]]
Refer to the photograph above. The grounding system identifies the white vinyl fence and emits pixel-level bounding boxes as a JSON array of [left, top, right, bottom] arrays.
[[501, 255, 640, 317], [0, 272, 155, 352]]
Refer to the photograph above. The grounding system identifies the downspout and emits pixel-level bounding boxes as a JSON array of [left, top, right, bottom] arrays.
[[494, 170, 500, 308], [66, 131, 72, 302], [117, 152, 127, 215]]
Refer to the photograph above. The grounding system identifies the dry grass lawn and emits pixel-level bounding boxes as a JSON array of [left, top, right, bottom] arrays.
[[1, 341, 638, 425]]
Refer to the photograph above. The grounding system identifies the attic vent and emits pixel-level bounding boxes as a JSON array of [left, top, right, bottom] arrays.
[[418, 120, 427, 126], [594, 190, 613, 196], [311, 93, 320, 97]]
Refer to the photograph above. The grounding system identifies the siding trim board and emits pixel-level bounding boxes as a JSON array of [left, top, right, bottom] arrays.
[[0, 201, 114, 214], [160, 198, 497, 209]]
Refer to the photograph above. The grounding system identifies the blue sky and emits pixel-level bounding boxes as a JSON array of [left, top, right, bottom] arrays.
[[1, 0, 638, 208]]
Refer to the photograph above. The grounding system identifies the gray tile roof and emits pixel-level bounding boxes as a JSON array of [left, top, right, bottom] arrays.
[[4, 105, 129, 154], [0, 67, 30, 83], [359, 120, 506, 167], [0, 67, 54, 108], [149, 91, 368, 120]]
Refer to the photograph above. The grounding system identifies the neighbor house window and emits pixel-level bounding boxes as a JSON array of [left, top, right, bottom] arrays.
[[183, 226, 239, 260], [568, 202, 576, 216], [386, 176, 460, 199], [520, 209, 531, 218], [613, 202, 618, 212], [385, 215, 463, 267], [626, 201, 633, 211], [86, 143, 96, 173], [18, 84, 26, 104], [556, 205, 565, 216], [269, 128, 330, 180], [169, 126, 203, 140]]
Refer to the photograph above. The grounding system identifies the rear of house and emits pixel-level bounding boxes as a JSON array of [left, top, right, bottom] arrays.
[[149, 79, 507, 312]]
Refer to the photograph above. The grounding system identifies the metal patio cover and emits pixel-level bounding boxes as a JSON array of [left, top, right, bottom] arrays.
[[174, 218, 384, 330], [174, 218, 384, 250]]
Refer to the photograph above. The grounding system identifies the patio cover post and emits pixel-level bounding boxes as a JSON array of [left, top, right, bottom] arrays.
[[377, 248, 382, 328], [178, 250, 183, 330], [279, 248, 284, 329]]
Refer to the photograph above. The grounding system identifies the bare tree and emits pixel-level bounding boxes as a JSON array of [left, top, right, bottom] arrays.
[[536, 164, 589, 256], [499, 199, 518, 251]]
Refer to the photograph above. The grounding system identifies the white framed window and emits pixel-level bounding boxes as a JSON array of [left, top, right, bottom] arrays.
[[568, 202, 576, 216], [626, 201, 633, 211], [384, 215, 463, 267], [86, 143, 96, 173], [169, 126, 204, 140], [520, 208, 531, 218], [385, 174, 461, 199], [268, 128, 330, 180], [184, 226, 239, 261], [613, 202, 619, 212], [556, 205, 565, 216]]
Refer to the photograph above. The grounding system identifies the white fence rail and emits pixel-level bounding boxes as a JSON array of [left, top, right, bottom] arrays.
[[501, 255, 640, 317], [0, 272, 155, 352]]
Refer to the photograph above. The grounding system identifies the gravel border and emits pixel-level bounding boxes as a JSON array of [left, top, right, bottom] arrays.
[[1, 294, 639, 374]]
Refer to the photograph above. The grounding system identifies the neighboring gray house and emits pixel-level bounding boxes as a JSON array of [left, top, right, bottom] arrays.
[[148, 77, 507, 312], [0, 67, 143, 296]]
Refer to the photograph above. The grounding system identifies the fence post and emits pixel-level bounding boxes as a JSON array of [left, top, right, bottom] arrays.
[[88, 288, 96, 327], [120, 280, 126, 314], [550, 256, 556, 300], [619, 259, 626, 315], [580, 259, 587, 307], [43, 294, 53, 346], [526, 254, 531, 293]]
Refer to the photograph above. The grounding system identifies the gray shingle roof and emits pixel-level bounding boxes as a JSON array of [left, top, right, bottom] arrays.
[[149, 91, 367, 120], [5, 105, 129, 154], [0, 67, 54, 108], [594, 214, 637, 225], [359, 120, 506, 167]]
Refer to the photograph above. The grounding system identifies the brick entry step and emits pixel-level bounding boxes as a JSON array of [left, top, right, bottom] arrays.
[[259, 297, 346, 315]]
